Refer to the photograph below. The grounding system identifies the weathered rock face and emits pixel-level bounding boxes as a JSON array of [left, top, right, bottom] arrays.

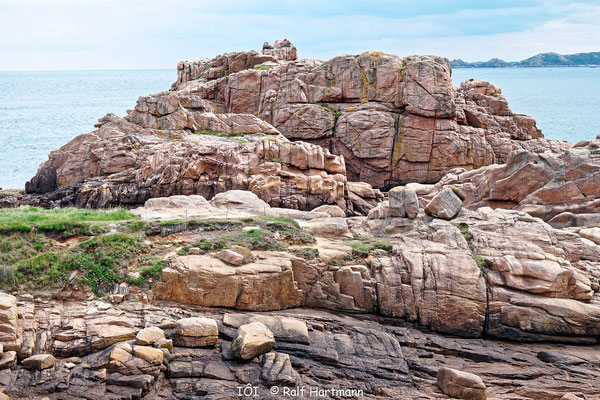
[[431, 139, 600, 221], [0, 296, 598, 399], [170, 41, 569, 189], [366, 206, 600, 341], [25, 112, 347, 211], [154, 254, 304, 311]]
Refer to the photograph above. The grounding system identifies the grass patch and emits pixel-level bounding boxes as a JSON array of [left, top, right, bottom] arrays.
[[347, 238, 393, 258], [0, 206, 137, 235], [254, 64, 278, 70], [127, 259, 165, 286], [8, 233, 142, 296], [456, 222, 493, 277], [293, 247, 320, 260]]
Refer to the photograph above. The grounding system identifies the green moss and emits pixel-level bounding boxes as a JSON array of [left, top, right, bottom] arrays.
[[271, 158, 283, 164], [347, 238, 393, 258], [456, 222, 493, 277], [312, 102, 342, 118]]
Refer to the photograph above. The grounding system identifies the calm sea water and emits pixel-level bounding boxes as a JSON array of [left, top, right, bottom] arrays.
[[0, 67, 598, 189], [0, 70, 175, 189], [452, 67, 600, 144]]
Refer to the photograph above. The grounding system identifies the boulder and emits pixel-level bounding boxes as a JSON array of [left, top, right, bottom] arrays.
[[22, 354, 56, 370], [579, 228, 600, 245], [223, 314, 309, 344], [389, 186, 419, 219], [437, 367, 486, 400], [425, 188, 463, 219], [303, 217, 351, 237], [174, 317, 218, 347], [231, 321, 275, 360], [311, 205, 345, 217], [0, 351, 17, 369], [136, 327, 166, 346], [210, 190, 270, 212], [218, 250, 245, 266]]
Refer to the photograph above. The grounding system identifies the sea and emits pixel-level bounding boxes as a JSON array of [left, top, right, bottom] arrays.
[[0, 67, 599, 189]]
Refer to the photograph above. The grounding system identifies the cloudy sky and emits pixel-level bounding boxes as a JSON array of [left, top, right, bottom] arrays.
[[1, 0, 599, 70]]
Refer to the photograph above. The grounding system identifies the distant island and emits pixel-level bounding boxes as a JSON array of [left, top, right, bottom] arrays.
[[451, 51, 600, 68]]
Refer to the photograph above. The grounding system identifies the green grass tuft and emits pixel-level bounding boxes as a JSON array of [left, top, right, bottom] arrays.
[[0, 206, 137, 235], [253, 64, 278, 70]]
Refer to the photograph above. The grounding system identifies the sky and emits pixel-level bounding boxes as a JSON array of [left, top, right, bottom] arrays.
[[0, 0, 599, 71]]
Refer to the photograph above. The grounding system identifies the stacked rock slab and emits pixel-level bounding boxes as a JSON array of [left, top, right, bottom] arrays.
[[0, 293, 19, 351], [171, 40, 569, 189]]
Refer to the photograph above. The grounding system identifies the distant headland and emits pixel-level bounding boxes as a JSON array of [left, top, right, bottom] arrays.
[[451, 51, 600, 68]]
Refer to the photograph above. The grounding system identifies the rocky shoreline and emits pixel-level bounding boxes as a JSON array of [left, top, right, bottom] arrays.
[[0, 40, 599, 399]]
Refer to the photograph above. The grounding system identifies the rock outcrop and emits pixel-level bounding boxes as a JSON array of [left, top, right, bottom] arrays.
[[0, 295, 598, 399], [25, 113, 348, 211], [23, 39, 568, 212], [431, 138, 600, 221], [171, 42, 569, 189]]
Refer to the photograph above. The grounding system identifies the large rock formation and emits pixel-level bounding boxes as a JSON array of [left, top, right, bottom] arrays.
[[25, 112, 347, 211], [24, 39, 568, 211], [172, 41, 569, 188]]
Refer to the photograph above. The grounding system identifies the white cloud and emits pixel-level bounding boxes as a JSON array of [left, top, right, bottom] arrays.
[[0, 0, 598, 69]]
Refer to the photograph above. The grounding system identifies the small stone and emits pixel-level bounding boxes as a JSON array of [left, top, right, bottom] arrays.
[[65, 362, 77, 369], [174, 317, 218, 347], [110, 294, 125, 303], [136, 326, 166, 346], [155, 338, 173, 352], [437, 367, 486, 400], [0, 344, 3, 356], [0, 351, 17, 369], [218, 249, 244, 266], [22, 354, 55, 370], [129, 272, 140, 280], [96, 302, 111, 311], [188, 247, 201, 255], [231, 321, 275, 360], [133, 345, 164, 365], [231, 245, 255, 263]]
